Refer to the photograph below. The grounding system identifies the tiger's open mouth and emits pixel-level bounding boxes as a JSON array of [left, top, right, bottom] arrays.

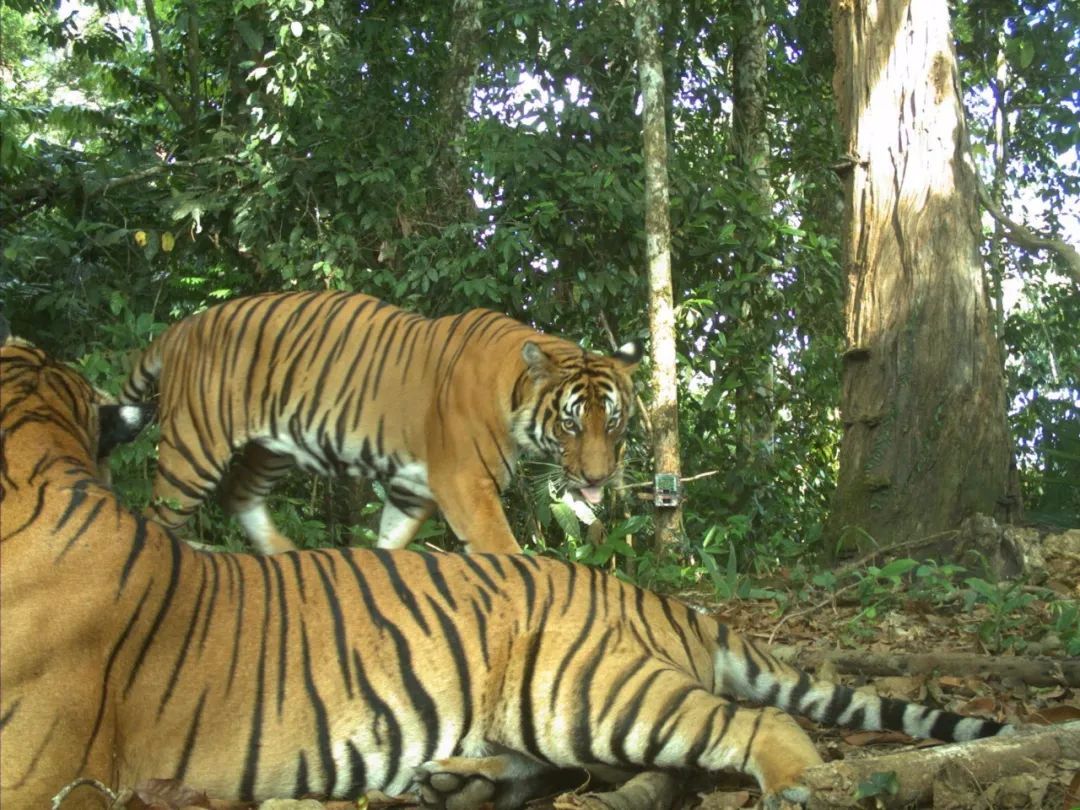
[[576, 485, 605, 505]]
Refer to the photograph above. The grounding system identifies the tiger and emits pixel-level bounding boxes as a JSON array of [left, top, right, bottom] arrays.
[[1, 335, 1012, 810], [120, 290, 642, 555]]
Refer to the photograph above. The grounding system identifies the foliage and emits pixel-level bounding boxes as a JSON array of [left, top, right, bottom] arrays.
[[954, 0, 1080, 526], [2, 0, 1075, 587]]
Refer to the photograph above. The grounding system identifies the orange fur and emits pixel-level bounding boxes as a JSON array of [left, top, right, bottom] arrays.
[[121, 292, 640, 554]]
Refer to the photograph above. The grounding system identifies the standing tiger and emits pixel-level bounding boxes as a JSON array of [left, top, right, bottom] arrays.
[[2, 335, 1012, 810], [120, 291, 641, 554]]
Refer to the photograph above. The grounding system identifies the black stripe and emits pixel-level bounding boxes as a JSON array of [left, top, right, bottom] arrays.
[[594, 653, 651, 727], [311, 552, 355, 697], [224, 553, 247, 695], [299, 622, 337, 795], [56, 495, 105, 558], [52, 480, 88, 531], [197, 551, 221, 652], [79, 582, 154, 772], [124, 534, 183, 696], [458, 553, 499, 592], [739, 710, 766, 771], [344, 740, 367, 799], [351, 648, 402, 790], [0, 699, 21, 730], [426, 595, 473, 739], [470, 597, 490, 667], [421, 553, 457, 610], [118, 515, 149, 595], [339, 553, 438, 766], [685, 703, 725, 767], [549, 565, 599, 715], [272, 556, 290, 717], [643, 684, 706, 765], [239, 555, 274, 798], [174, 689, 208, 783], [295, 752, 310, 797], [787, 670, 814, 713], [608, 667, 665, 765], [516, 631, 551, 763], [507, 555, 536, 619], [158, 556, 209, 717], [0, 484, 46, 538], [821, 684, 852, 726], [372, 550, 432, 635]]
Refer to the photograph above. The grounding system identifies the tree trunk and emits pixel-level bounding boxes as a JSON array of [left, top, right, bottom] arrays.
[[428, 0, 484, 224], [730, 0, 776, 520], [827, 0, 1017, 553], [633, 0, 683, 550]]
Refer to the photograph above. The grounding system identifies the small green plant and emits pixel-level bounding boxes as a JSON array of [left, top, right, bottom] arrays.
[[908, 560, 968, 603], [1050, 601, 1080, 656], [963, 577, 1037, 653]]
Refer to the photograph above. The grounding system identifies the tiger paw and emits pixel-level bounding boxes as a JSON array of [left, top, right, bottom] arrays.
[[413, 763, 497, 810]]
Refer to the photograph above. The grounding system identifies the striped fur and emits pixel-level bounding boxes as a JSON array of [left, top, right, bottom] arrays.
[[1, 338, 1011, 810], [120, 291, 641, 554]]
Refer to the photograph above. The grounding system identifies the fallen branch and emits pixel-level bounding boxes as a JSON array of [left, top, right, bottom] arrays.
[[799, 720, 1080, 809], [794, 648, 1080, 688]]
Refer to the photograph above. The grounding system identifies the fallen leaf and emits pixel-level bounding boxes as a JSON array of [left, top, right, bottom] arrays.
[[129, 779, 210, 809], [1023, 704, 1080, 725], [841, 729, 916, 747]]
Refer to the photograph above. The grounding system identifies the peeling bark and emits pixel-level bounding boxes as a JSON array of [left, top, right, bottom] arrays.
[[827, 0, 1017, 553]]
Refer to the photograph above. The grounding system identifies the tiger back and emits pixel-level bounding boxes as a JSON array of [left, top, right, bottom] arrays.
[[2, 336, 1011, 810], [121, 291, 641, 554]]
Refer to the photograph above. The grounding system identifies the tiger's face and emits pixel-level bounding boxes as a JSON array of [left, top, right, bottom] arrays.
[[516, 340, 641, 504]]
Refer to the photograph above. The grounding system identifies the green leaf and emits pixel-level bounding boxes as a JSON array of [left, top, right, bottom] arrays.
[[877, 558, 919, 579], [550, 502, 582, 543], [855, 771, 899, 799]]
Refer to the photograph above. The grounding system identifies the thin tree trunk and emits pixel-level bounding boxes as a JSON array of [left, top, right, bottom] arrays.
[[429, 0, 483, 224], [634, 0, 683, 550], [730, 0, 776, 517], [827, 0, 1017, 553]]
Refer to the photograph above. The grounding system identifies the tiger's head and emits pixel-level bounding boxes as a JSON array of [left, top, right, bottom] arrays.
[[514, 340, 642, 505], [0, 334, 155, 479]]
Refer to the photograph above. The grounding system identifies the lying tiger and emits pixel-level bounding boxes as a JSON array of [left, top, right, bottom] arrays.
[[1, 334, 1010, 810], [120, 290, 641, 554]]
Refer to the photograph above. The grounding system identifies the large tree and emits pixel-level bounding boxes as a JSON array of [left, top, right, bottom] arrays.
[[827, 0, 1018, 552]]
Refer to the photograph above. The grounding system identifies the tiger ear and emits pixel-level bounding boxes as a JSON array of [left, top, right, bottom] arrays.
[[613, 340, 643, 370], [522, 341, 557, 382], [97, 403, 156, 460]]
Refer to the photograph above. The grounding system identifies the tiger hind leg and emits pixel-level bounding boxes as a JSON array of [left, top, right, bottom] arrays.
[[377, 496, 437, 550], [221, 443, 297, 554], [490, 659, 822, 806], [148, 441, 221, 532]]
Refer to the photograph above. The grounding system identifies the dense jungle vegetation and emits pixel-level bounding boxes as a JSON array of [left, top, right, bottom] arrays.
[[2, 0, 1077, 594]]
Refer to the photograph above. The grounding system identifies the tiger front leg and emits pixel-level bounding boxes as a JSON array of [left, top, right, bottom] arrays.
[[429, 472, 523, 554], [414, 752, 572, 810]]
